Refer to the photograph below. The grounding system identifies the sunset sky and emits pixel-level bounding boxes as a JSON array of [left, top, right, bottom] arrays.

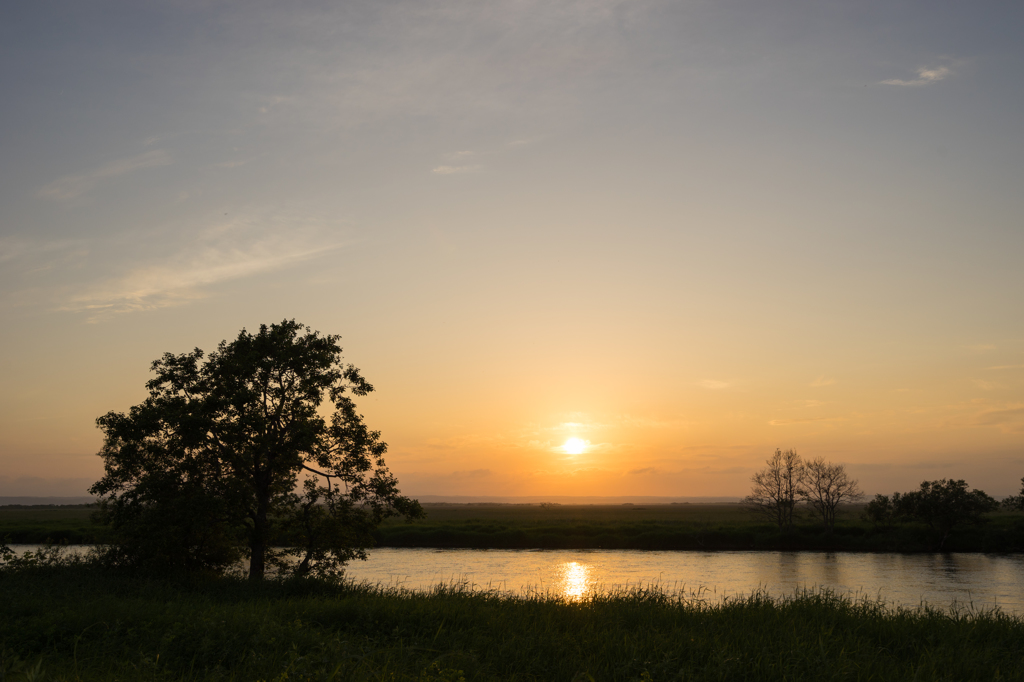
[[2, 0, 1023, 499]]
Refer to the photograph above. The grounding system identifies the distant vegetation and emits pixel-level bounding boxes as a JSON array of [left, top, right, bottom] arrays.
[[865, 478, 1001, 549], [732, 450, 1020, 551], [0, 504, 106, 544], [370, 500, 1024, 553], [2, 553, 1022, 681], [744, 449, 863, 531], [7, 496, 1024, 553]]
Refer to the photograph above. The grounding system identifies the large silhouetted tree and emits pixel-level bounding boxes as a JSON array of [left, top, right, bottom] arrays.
[[91, 320, 423, 579]]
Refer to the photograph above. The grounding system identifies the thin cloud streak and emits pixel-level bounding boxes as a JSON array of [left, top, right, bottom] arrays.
[[431, 165, 483, 175], [62, 218, 346, 320], [37, 150, 172, 201], [975, 406, 1024, 433], [0, 237, 87, 266], [769, 416, 847, 426], [881, 66, 951, 87]]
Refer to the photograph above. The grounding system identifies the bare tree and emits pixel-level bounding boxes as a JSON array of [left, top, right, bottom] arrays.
[[799, 457, 863, 532], [744, 448, 801, 530]]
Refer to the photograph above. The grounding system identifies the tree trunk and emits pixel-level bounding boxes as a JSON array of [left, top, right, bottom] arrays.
[[249, 491, 270, 580]]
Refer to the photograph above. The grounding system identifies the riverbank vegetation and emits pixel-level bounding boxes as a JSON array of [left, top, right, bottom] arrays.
[[0, 504, 108, 544], [2, 554, 1023, 682], [371, 499, 1024, 552], [6, 501, 1024, 552]]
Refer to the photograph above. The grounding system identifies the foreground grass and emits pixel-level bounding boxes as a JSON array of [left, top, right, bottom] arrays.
[[2, 562, 1023, 681]]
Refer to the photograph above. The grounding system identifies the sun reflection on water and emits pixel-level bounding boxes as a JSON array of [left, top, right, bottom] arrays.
[[559, 560, 592, 601]]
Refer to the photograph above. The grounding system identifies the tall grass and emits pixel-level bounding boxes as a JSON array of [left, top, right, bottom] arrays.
[[2, 557, 1023, 681]]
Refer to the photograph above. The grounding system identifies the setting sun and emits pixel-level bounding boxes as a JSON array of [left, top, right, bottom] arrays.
[[563, 437, 588, 455]]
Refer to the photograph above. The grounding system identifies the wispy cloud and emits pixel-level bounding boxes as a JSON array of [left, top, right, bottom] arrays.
[[431, 165, 482, 175], [809, 375, 836, 387], [0, 237, 87, 267], [612, 415, 694, 430], [37, 150, 172, 201], [975, 406, 1024, 433], [769, 416, 846, 426], [881, 66, 951, 87], [988, 364, 1024, 370], [698, 380, 729, 390], [448, 469, 493, 479], [62, 213, 345, 320]]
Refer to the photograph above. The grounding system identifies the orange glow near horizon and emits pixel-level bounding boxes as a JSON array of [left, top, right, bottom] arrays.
[[2, 1, 1024, 503]]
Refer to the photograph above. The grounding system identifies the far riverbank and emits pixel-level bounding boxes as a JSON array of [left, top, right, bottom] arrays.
[[6, 502, 1024, 553]]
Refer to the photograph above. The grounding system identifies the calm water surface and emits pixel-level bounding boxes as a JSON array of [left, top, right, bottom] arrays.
[[344, 548, 1024, 613], [13, 545, 1023, 613]]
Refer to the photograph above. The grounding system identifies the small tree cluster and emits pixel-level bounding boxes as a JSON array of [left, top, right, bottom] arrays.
[[744, 449, 863, 532], [802, 457, 865, 532], [865, 479, 999, 549], [744, 449, 801, 530], [1001, 477, 1024, 512]]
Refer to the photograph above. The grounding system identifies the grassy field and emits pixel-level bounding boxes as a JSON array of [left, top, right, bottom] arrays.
[[374, 503, 1024, 552], [0, 503, 765, 545], [5, 503, 1024, 552], [2, 558, 1023, 681], [396, 503, 760, 525], [0, 505, 108, 544]]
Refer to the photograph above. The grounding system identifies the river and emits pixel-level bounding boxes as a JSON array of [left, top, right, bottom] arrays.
[[11, 545, 1024, 614], [342, 548, 1024, 613]]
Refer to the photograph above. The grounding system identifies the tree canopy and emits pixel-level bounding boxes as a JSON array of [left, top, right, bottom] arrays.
[[1002, 477, 1024, 512], [91, 320, 423, 579], [744, 450, 862, 532], [744, 449, 801, 530], [866, 479, 998, 550], [800, 457, 863, 532]]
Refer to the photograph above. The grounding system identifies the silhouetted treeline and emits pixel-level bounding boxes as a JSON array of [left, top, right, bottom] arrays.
[[866, 477, 1019, 550]]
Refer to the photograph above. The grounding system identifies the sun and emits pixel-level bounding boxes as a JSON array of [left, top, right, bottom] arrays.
[[563, 437, 588, 455]]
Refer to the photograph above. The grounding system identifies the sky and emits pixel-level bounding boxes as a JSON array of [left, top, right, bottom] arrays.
[[1, 0, 1023, 500]]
